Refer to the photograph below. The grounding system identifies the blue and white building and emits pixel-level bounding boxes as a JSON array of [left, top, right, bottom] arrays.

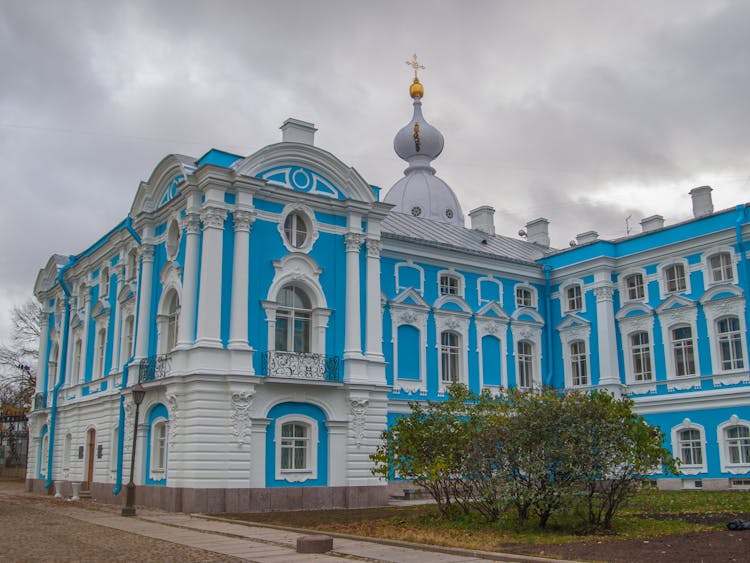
[[27, 74, 750, 511]]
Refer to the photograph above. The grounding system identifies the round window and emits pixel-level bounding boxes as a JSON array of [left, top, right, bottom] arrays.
[[411, 206, 422, 217], [445, 209, 454, 219], [166, 219, 180, 259], [284, 212, 308, 248]]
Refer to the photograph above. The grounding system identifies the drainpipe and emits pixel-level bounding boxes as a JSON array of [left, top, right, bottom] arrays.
[[735, 204, 750, 338], [44, 256, 76, 490], [543, 265, 553, 388], [113, 216, 140, 496]]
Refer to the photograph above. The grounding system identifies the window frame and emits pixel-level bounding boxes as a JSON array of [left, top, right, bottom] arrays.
[[629, 330, 653, 382], [623, 272, 646, 302], [671, 419, 707, 475], [516, 340, 535, 390], [278, 204, 318, 254], [569, 340, 588, 387], [150, 419, 168, 474], [439, 331, 461, 385], [661, 261, 689, 296], [274, 414, 318, 482], [718, 416, 750, 474], [671, 324, 696, 377], [438, 270, 464, 298], [717, 316, 745, 371], [274, 285, 313, 353], [514, 284, 536, 309], [705, 250, 735, 285]]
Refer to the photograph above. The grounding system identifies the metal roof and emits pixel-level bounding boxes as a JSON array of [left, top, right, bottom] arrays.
[[381, 211, 551, 264]]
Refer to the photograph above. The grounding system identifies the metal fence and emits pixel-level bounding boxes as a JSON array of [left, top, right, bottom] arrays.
[[138, 354, 172, 383], [260, 351, 341, 382]]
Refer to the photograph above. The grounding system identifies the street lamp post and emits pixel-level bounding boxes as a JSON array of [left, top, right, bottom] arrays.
[[121, 383, 146, 517]]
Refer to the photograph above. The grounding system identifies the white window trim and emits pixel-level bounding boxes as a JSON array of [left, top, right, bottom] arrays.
[[657, 299, 700, 390], [671, 419, 707, 475], [391, 305, 428, 395], [514, 283, 537, 309], [477, 276, 502, 306], [617, 307, 656, 390], [149, 416, 168, 481], [700, 291, 748, 384], [274, 414, 318, 483], [437, 269, 465, 299], [395, 261, 425, 295], [618, 268, 648, 303], [476, 304, 510, 392], [40, 433, 49, 478], [510, 319, 543, 390], [433, 310, 471, 394], [703, 246, 738, 286], [559, 280, 586, 315], [165, 218, 182, 261], [558, 321, 592, 389], [717, 415, 750, 474], [100, 266, 110, 299], [659, 259, 691, 299], [278, 203, 319, 254]]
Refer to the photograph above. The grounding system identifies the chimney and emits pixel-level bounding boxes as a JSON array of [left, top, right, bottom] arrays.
[[525, 217, 550, 247], [575, 230, 599, 245], [689, 186, 714, 218], [280, 118, 317, 145], [468, 205, 495, 236], [640, 215, 664, 233]]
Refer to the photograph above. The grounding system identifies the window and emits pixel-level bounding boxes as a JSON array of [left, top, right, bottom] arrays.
[[624, 273, 645, 301], [40, 432, 49, 477], [440, 331, 460, 384], [709, 252, 733, 283], [717, 316, 744, 371], [672, 326, 696, 377], [727, 426, 750, 465], [570, 340, 588, 386], [664, 264, 686, 293], [72, 338, 83, 384], [127, 249, 138, 281], [275, 286, 311, 352], [566, 285, 583, 312], [516, 287, 534, 308], [517, 341, 534, 389], [151, 421, 168, 472], [679, 429, 703, 466], [439, 274, 460, 296], [284, 212, 308, 248], [100, 267, 110, 298], [280, 422, 309, 470], [164, 292, 179, 352], [122, 315, 134, 363], [48, 344, 59, 390], [630, 331, 653, 381], [95, 328, 106, 378]]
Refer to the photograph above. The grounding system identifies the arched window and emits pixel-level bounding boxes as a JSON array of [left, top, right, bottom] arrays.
[[570, 340, 588, 386], [717, 316, 744, 371], [440, 331, 460, 384], [122, 315, 135, 364], [517, 340, 534, 389], [95, 328, 106, 378], [151, 421, 168, 472], [72, 337, 83, 385], [672, 325, 696, 377], [708, 252, 733, 283], [163, 291, 179, 353], [275, 286, 312, 353], [284, 212, 308, 248], [48, 343, 59, 390], [280, 422, 309, 470], [679, 428, 704, 466], [40, 431, 49, 477], [630, 331, 652, 381]]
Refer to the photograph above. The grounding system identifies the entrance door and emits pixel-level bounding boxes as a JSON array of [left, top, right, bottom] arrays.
[[84, 429, 95, 490]]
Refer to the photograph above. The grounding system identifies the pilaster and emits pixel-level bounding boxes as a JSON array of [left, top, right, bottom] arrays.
[[134, 243, 155, 361], [593, 275, 623, 393], [195, 206, 227, 348], [176, 213, 201, 348]]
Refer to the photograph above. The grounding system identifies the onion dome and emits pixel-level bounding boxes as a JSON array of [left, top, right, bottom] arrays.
[[384, 61, 464, 226]]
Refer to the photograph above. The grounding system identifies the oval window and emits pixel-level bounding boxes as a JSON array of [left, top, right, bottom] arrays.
[[284, 213, 308, 248]]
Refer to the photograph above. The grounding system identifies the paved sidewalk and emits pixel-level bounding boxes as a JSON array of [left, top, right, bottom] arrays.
[[2, 481, 574, 563]]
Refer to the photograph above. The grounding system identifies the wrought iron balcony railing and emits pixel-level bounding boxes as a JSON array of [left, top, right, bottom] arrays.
[[138, 354, 172, 383], [33, 392, 47, 410], [260, 351, 341, 382]]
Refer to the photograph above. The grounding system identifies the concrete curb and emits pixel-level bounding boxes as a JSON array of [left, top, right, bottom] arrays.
[[195, 513, 580, 563]]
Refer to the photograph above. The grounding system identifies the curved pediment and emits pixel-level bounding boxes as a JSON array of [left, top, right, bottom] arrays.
[[130, 154, 196, 216], [433, 294, 472, 313], [511, 307, 544, 324], [700, 283, 743, 304], [616, 302, 653, 321], [233, 142, 375, 203], [34, 254, 69, 296]]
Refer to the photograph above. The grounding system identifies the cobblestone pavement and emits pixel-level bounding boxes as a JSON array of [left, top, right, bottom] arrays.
[[0, 482, 243, 562]]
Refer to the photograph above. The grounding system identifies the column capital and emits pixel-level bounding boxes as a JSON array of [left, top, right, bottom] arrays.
[[366, 239, 382, 258], [182, 213, 201, 235], [233, 209, 256, 233], [344, 232, 365, 252], [200, 207, 227, 230], [593, 285, 615, 302], [140, 244, 155, 262]]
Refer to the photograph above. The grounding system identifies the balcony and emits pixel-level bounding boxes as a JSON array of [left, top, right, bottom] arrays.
[[260, 351, 341, 382], [138, 354, 172, 383]]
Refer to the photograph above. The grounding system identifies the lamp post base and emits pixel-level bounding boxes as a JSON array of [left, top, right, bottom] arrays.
[[121, 482, 137, 517]]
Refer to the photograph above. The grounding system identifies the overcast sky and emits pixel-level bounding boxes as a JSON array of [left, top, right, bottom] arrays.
[[1, 0, 749, 342]]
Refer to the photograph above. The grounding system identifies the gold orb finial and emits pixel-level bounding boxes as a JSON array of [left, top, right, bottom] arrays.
[[405, 53, 426, 98]]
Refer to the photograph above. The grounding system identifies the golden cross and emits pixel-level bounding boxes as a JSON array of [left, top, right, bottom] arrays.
[[405, 53, 425, 80]]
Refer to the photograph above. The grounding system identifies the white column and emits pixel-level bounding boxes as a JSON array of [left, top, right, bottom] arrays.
[[365, 238, 383, 361], [37, 313, 50, 396], [594, 276, 622, 391], [79, 291, 91, 383], [109, 265, 124, 374], [228, 210, 254, 350], [176, 213, 201, 348], [195, 206, 227, 348], [134, 244, 155, 360], [344, 232, 364, 359], [249, 418, 270, 488]]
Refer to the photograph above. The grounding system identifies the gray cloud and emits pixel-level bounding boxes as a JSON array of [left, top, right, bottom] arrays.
[[1, 0, 748, 340]]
